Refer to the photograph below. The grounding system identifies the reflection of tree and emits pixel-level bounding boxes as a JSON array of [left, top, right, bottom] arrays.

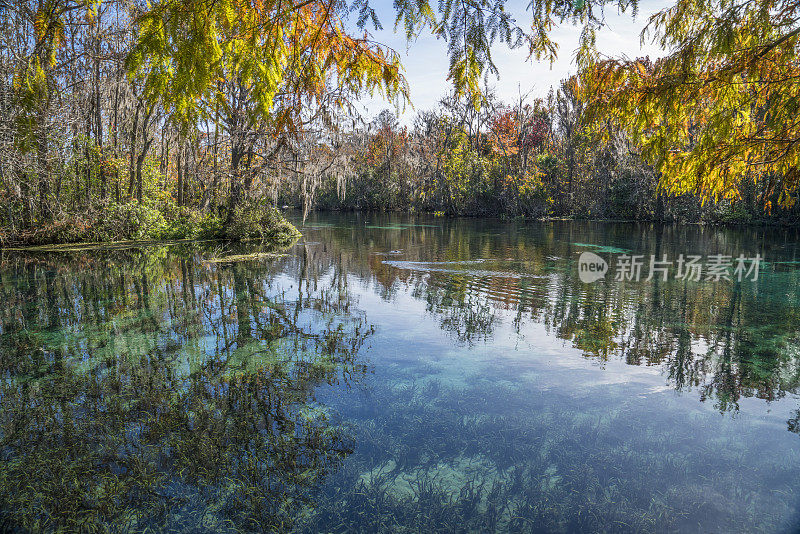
[[0, 246, 371, 532], [544, 265, 800, 413], [789, 410, 800, 436], [416, 275, 495, 344], [302, 214, 800, 416]]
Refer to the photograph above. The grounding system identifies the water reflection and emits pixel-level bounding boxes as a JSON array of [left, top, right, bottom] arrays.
[[300, 214, 800, 413], [2, 216, 800, 532], [0, 245, 370, 532], [291, 215, 800, 532]]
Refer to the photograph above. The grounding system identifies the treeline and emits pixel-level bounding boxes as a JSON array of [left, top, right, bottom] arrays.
[[0, 0, 401, 245], [2, 0, 799, 248], [281, 81, 800, 224]]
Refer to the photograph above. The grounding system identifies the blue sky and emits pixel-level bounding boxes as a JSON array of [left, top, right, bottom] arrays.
[[353, 0, 672, 123]]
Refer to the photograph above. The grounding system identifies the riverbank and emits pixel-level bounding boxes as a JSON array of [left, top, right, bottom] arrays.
[[4, 201, 796, 251], [284, 205, 800, 228], [0, 200, 301, 248]]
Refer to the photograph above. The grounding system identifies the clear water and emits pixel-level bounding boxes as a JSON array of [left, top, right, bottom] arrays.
[[1, 213, 800, 533]]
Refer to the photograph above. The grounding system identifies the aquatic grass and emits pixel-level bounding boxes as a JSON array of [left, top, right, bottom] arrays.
[[0, 247, 375, 533], [205, 252, 288, 264], [304, 369, 800, 533], [571, 243, 631, 254]]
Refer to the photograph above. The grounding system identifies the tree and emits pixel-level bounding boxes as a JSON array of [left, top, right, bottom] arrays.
[[127, 0, 409, 217], [11, 1, 100, 220], [580, 0, 800, 211]]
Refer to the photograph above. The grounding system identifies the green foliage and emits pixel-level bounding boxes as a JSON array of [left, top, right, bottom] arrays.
[[225, 200, 301, 244], [19, 201, 163, 244], [127, 0, 408, 131], [13, 200, 286, 246], [157, 210, 225, 241], [97, 200, 168, 240], [709, 201, 758, 225]]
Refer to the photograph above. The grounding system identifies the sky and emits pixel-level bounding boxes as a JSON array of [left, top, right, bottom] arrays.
[[353, 0, 672, 123]]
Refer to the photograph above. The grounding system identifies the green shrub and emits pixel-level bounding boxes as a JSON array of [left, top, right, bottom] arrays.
[[94, 201, 167, 241], [8, 196, 297, 247], [225, 201, 301, 244], [155, 210, 224, 240], [710, 201, 755, 224]]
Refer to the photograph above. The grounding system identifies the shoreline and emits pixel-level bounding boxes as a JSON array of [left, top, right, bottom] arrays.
[[287, 208, 800, 229], [4, 210, 798, 251]]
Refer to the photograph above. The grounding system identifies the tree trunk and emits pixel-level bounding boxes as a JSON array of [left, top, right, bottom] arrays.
[[226, 144, 244, 223], [243, 147, 254, 192], [182, 142, 190, 205], [95, 45, 106, 200], [176, 144, 184, 207], [36, 113, 50, 222], [135, 104, 155, 201], [135, 137, 153, 202], [19, 169, 31, 230], [128, 103, 140, 199]]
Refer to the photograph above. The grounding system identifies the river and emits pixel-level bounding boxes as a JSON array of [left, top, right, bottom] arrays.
[[1, 213, 799, 532]]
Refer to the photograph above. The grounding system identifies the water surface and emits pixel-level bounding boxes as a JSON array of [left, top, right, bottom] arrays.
[[1, 213, 799, 532]]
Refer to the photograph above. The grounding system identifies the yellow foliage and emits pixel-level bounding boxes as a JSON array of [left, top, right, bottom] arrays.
[[579, 0, 800, 209], [129, 0, 408, 136]]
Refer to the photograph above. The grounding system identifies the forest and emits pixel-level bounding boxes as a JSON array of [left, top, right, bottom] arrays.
[[2, 0, 800, 246]]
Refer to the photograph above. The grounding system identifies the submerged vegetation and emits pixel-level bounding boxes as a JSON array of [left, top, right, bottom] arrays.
[[0, 245, 371, 531], [306, 376, 797, 533]]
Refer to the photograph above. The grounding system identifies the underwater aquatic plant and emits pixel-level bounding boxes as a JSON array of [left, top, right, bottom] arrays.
[[0, 245, 371, 532]]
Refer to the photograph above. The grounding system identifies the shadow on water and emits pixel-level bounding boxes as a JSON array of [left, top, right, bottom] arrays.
[[2, 216, 800, 532]]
